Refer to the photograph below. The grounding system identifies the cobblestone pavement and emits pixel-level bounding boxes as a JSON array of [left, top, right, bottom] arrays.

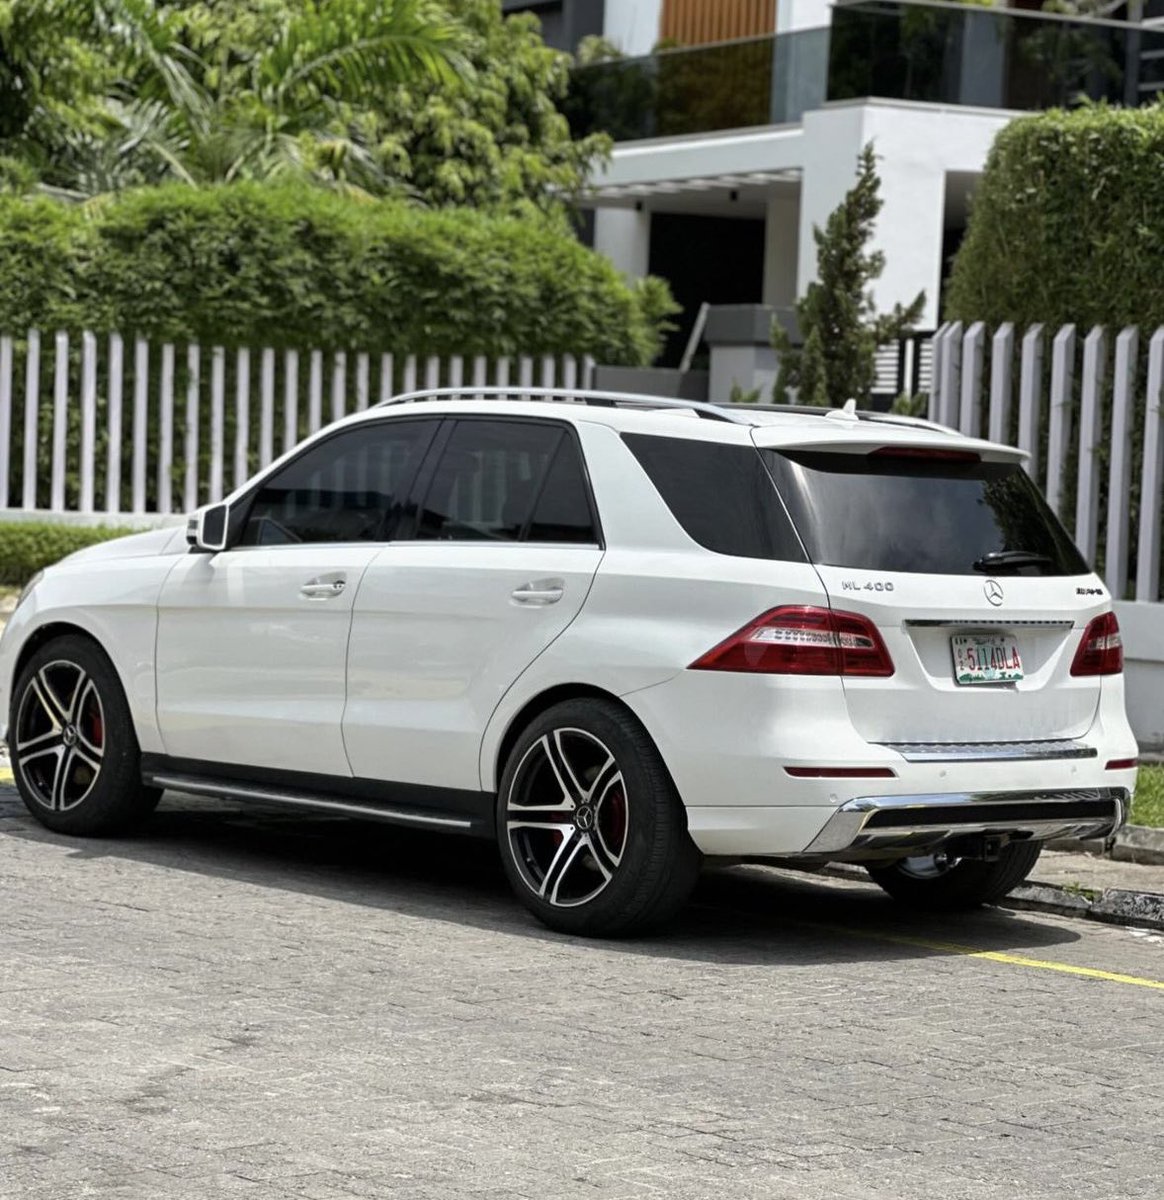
[[2, 787, 1162, 1200]]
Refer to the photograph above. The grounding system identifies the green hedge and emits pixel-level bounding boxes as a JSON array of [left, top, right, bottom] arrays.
[[947, 104, 1164, 328], [0, 184, 671, 365], [0, 523, 136, 586]]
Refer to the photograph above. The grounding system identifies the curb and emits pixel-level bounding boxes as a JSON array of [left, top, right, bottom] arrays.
[[821, 863, 1164, 932], [1047, 823, 1164, 867]]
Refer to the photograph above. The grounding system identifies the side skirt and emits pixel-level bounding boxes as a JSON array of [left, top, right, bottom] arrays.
[[140, 754, 495, 838]]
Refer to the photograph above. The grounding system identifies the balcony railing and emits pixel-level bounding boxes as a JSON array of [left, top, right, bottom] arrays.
[[565, 0, 1164, 142], [563, 27, 829, 141], [829, 0, 1164, 111]]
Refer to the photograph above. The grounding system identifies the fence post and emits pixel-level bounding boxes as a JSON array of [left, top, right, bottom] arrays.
[[0, 335, 11, 508], [938, 320, 962, 427], [1017, 324, 1044, 479], [51, 331, 69, 513], [355, 353, 370, 411], [22, 329, 40, 510], [308, 349, 323, 434], [958, 322, 985, 437], [184, 344, 201, 512], [928, 322, 948, 422], [80, 331, 97, 513], [1074, 326, 1107, 564], [159, 343, 175, 514], [106, 332, 123, 514], [234, 347, 250, 492], [331, 351, 346, 423], [132, 338, 148, 514], [1104, 327, 1138, 598], [283, 349, 299, 454], [987, 323, 1014, 444], [1046, 324, 1077, 516], [1136, 328, 1164, 602], [259, 348, 275, 468], [209, 345, 225, 503], [379, 354, 394, 405]]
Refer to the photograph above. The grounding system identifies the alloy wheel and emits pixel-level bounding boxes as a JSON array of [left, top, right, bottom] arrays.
[[14, 660, 106, 812], [505, 728, 629, 908]]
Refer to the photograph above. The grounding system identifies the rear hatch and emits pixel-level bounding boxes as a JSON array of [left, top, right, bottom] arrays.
[[755, 434, 1107, 746]]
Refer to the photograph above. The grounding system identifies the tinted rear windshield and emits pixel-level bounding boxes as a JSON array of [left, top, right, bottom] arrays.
[[761, 450, 1089, 576]]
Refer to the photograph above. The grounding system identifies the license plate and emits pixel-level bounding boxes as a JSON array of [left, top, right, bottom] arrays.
[[951, 633, 1023, 685]]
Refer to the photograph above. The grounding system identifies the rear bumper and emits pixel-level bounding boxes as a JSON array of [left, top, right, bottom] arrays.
[[802, 786, 1128, 856]]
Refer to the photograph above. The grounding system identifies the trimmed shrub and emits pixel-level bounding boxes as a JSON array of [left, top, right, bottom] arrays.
[[0, 523, 138, 585], [0, 183, 673, 365], [947, 104, 1164, 328]]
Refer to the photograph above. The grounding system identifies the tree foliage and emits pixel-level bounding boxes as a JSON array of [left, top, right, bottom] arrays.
[[0, 182, 667, 363], [0, 0, 609, 212], [947, 103, 1164, 329], [773, 142, 924, 407]]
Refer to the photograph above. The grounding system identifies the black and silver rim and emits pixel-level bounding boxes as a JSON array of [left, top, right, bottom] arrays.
[[505, 728, 629, 908], [14, 661, 106, 811]]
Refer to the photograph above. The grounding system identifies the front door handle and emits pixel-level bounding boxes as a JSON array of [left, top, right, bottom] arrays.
[[512, 580, 564, 606], [300, 577, 347, 599]]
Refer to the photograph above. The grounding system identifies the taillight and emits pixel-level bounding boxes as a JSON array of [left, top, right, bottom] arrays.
[[1070, 611, 1123, 676], [690, 606, 894, 677]]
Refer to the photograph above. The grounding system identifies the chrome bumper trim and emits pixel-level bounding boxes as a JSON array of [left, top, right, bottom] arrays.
[[804, 787, 1128, 856], [880, 739, 1096, 764]]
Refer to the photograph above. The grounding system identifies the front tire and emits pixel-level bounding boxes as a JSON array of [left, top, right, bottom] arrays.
[[497, 699, 701, 937], [866, 841, 1042, 910], [10, 634, 160, 836]]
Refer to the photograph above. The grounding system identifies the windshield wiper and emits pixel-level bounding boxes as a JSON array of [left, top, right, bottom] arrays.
[[973, 549, 1055, 573]]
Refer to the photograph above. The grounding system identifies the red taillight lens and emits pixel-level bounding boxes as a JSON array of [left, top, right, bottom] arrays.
[[690, 606, 894, 677], [1070, 611, 1123, 676]]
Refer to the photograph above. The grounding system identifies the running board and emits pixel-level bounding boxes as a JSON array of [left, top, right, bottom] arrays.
[[145, 771, 480, 834]]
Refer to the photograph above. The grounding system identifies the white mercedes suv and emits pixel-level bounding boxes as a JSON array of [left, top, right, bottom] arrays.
[[0, 389, 1137, 935]]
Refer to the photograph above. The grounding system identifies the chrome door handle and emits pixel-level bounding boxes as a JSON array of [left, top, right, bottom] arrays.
[[512, 581, 564, 606], [300, 578, 346, 599]]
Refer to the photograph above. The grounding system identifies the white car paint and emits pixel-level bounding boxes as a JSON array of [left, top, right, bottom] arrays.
[[0, 397, 1139, 860]]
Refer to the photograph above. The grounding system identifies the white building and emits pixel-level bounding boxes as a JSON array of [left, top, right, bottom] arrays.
[[506, 0, 1157, 395]]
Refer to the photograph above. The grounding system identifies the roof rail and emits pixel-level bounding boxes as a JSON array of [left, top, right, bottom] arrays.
[[718, 402, 955, 435], [375, 386, 751, 424]]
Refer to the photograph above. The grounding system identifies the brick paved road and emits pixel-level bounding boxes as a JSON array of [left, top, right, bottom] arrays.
[[2, 786, 1162, 1200]]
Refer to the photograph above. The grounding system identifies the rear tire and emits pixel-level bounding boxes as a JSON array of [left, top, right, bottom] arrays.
[[496, 699, 701, 937], [10, 634, 161, 836], [866, 841, 1042, 910]]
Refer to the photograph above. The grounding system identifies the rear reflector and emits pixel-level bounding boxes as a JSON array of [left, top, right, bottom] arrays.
[[785, 766, 897, 779], [690, 605, 894, 676], [1070, 612, 1123, 676], [870, 446, 981, 463], [1105, 757, 1138, 771]]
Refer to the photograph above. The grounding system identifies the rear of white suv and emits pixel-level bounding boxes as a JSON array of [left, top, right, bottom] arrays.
[[0, 393, 1136, 937]]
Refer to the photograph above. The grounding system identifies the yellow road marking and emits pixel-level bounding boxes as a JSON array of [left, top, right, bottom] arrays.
[[805, 920, 1164, 991], [0, 766, 12, 784]]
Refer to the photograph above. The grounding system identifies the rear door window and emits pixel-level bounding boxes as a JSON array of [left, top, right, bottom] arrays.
[[623, 433, 805, 561], [762, 450, 1088, 576]]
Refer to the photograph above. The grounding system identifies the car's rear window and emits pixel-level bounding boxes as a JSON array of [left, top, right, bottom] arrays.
[[623, 434, 805, 561], [761, 450, 1089, 576]]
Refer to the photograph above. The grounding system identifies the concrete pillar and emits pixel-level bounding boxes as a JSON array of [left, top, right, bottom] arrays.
[[593, 207, 652, 279], [775, 0, 832, 34], [603, 0, 662, 55], [762, 192, 800, 311]]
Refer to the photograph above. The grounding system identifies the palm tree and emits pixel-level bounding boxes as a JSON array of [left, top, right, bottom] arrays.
[[1, 0, 467, 197]]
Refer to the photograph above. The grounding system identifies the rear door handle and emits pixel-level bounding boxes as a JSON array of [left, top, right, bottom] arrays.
[[512, 580, 564, 606], [300, 577, 347, 599]]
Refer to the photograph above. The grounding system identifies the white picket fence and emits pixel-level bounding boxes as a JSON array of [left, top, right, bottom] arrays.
[[930, 321, 1164, 603], [0, 330, 595, 519]]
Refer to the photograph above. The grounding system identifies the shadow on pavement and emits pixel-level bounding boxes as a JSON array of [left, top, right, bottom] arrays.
[[0, 787, 1082, 966]]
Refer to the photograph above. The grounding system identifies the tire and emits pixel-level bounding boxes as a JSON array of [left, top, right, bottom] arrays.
[[496, 698, 702, 937], [10, 634, 161, 836], [866, 841, 1042, 911]]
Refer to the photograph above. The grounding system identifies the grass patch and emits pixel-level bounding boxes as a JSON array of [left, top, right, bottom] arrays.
[[1132, 764, 1164, 828]]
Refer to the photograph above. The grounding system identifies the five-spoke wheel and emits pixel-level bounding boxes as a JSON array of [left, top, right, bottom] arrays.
[[497, 699, 701, 936], [10, 634, 160, 836]]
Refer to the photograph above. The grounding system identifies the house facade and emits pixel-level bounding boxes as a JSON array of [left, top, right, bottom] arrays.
[[507, 0, 1162, 390]]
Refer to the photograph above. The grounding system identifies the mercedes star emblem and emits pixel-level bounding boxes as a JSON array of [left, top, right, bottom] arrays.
[[984, 579, 1004, 607]]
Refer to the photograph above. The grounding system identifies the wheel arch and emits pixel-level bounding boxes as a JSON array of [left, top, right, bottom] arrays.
[[491, 683, 642, 793], [12, 621, 105, 692]]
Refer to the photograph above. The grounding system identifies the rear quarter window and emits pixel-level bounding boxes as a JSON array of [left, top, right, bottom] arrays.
[[623, 433, 806, 562]]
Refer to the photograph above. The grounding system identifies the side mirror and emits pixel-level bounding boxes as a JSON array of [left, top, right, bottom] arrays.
[[186, 503, 230, 553]]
